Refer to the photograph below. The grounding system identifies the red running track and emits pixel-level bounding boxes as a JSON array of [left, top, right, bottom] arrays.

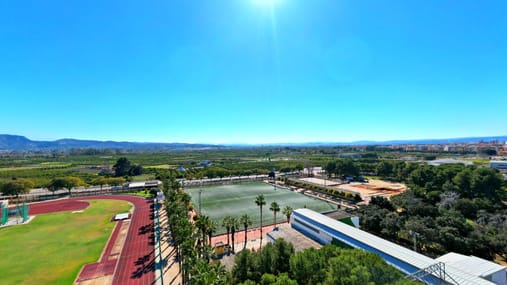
[[78, 196, 155, 285], [17, 196, 155, 285], [29, 199, 90, 215]]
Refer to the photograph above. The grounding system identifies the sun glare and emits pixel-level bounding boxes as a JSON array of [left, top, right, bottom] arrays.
[[252, 0, 280, 7]]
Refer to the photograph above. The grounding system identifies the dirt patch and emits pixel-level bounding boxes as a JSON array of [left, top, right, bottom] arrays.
[[338, 179, 406, 204], [110, 220, 129, 260]]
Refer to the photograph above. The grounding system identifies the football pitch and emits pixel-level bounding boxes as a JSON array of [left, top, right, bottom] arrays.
[[185, 182, 336, 233], [0, 200, 131, 285]]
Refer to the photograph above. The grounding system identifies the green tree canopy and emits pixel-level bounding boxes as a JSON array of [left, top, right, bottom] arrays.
[[0, 178, 34, 196], [47, 176, 84, 195]]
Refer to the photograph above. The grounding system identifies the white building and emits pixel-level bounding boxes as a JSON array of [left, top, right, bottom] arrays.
[[290, 208, 505, 285], [427, 159, 473, 166], [490, 161, 507, 174], [437, 253, 506, 285], [126, 180, 162, 190]]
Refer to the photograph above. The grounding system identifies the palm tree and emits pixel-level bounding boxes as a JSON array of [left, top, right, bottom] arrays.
[[282, 206, 293, 223], [270, 201, 280, 229], [222, 216, 233, 247], [194, 214, 209, 247], [240, 214, 252, 249], [208, 220, 217, 246], [230, 217, 240, 253], [255, 194, 266, 246]]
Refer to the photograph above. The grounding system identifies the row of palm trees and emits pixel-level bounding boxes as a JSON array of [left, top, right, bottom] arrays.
[[163, 179, 227, 284], [255, 194, 294, 247]]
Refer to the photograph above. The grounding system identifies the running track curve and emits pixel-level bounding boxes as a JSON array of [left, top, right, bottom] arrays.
[[27, 196, 155, 285]]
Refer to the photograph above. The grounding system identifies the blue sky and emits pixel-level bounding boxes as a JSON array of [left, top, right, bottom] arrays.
[[1, 0, 506, 144]]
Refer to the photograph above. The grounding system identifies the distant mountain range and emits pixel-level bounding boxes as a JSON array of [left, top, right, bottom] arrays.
[[0, 135, 222, 151], [0, 134, 506, 151]]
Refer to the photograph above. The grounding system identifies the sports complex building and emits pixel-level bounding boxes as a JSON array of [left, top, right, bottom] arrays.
[[490, 161, 507, 174], [289, 208, 506, 285]]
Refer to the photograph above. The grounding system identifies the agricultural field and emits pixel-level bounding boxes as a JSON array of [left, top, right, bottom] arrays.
[[0, 200, 131, 285], [185, 182, 336, 233]]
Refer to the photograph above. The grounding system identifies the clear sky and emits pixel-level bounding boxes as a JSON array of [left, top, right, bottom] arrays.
[[1, 0, 506, 144]]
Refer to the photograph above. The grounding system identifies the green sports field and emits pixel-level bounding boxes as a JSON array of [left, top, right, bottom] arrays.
[[185, 182, 336, 234], [0, 200, 131, 285]]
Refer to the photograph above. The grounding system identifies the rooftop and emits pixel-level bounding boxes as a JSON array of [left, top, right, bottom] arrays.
[[267, 224, 322, 252], [436, 252, 506, 278], [293, 208, 496, 285]]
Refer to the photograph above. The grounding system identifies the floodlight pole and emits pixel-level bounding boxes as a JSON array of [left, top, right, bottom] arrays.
[[410, 230, 420, 252], [198, 188, 202, 215]]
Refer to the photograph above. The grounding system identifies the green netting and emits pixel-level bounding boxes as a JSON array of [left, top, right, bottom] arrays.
[[1, 204, 7, 225], [22, 203, 29, 222]]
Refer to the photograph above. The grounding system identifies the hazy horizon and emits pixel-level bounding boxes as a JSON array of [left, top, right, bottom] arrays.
[[1, 0, 506, 144], [3, 133, 507, 146]]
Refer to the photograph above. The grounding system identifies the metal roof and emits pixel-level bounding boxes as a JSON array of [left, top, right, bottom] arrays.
[[437, 252, 506, 278], [293, 208, 496, 285]]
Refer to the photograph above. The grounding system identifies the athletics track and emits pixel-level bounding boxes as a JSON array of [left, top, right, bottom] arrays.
[[26, 195, 155, 285]]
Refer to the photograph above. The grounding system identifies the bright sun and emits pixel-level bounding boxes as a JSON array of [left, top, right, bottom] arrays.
[[252, 0, 279, 6]]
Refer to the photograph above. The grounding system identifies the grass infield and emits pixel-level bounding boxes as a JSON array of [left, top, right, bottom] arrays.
[[0, 200, 131, 285], [186, 182, 336, 234]]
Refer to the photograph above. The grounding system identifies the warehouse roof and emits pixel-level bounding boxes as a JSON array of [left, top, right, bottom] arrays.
[[293, 208, 496, 285], [437, 252, 506, 278]]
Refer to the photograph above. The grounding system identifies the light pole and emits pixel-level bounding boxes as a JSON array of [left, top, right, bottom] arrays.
[[198, 188, 202, 215], [409, 230, 420, 252]]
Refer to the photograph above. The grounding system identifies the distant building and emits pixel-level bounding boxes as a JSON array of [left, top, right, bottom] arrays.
[[490, 161, 507, 174], [199, 160, 212, 167], [126, 180, 162, 191], [303, 166, 323, 176], [427, 159, 473, 166], [339, 153, 362, 159]]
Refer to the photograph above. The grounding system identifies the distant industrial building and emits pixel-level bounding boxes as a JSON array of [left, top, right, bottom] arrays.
[[290, 208, 505, 285], [199, 160, 213, 167], [427, 159, 473, 166], [490, 161, 507, 174]]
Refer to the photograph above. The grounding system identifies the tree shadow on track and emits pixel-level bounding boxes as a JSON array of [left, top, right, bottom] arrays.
[[138, 224, 154, 235], [131, 249, 156, 279]]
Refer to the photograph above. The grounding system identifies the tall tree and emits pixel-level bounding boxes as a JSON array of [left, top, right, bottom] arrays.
[[270, 201, 280, 229], [113, 157, 132, 177], [222, 216, 233, 247], [240, 214, 253, 249], [208, 220, 218, 247], [325, 162, 336, 178], [255, 194, 267, 247], [230, 217, 240, 253], [195, 214, 211, 247], [282, 206, 293, 222]]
